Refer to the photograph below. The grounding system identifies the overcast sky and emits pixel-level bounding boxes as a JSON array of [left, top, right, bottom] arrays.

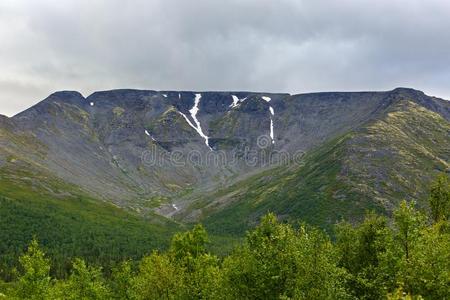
[[1, 0, 450, 116]]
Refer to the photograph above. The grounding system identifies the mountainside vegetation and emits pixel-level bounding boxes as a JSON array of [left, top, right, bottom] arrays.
[[0, 175, 449, 299], [0, 162, 180, 281], [191, 99, 450, 236]]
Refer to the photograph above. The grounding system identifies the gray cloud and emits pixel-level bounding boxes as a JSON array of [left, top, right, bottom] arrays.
[[1, 0, 450, 116]]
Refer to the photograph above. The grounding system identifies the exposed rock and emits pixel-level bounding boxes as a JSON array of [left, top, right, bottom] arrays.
[[1, 87, 449, 222]]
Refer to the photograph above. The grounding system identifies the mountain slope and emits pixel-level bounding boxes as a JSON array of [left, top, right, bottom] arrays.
[[0, 158, 180, 279], [0, 87, 449, 240], [189, 98, 449, 235], [0, 115, 181, 278]]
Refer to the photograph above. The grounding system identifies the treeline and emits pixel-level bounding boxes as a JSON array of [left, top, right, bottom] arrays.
[[0, 175, 449, 299]]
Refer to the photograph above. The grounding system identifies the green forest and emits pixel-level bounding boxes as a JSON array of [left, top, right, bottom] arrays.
[[0, 174, 449, 299]]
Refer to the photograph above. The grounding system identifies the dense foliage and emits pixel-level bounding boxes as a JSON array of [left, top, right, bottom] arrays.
[[0, 175, 449, 299], [0, 190, 179, 281]]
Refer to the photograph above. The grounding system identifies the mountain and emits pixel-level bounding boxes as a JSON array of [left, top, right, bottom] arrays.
[[0, 87, 449, 254], [195, 97, 450, 235]]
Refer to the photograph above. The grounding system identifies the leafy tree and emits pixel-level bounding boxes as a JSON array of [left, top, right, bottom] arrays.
[[291, 226, 349, 300], [429, 174, 450, 223], [182, 253, 224, 300], [393, 201, 425, 261], [109, 261, 133, 300], [392, 201, 426, 296], [387, 286, 423, 300], [404, 223, 450, 299], [15, 239, 51, 300], [222, 213, 298, 299], [169, 224, 208, 265], [335, 212, 391, 299], [224, 213, 348, 299], [130, 252, 183, 300], [168, 224, 224, 299], [57, 258, 110, 300]]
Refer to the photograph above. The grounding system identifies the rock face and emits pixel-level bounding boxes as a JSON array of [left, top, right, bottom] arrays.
[[1, 87, 449, 224]]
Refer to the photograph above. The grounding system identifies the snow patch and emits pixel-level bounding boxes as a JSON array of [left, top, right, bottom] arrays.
[[178, 94, 212, 150], [270, 118, 275, 144], [172, 204, 179, 211], [230, 95, 248, 108], [162, 94, 168, 98], [260, 98, 274, 143], [145, 130, 156, 141], [269, 106, 275, 144], [178, 93, 181, 99], [90, 102, 95, 106], [260, 96, 274, 143], [189, 94, 212, 150], [230, 95, 240, 108]]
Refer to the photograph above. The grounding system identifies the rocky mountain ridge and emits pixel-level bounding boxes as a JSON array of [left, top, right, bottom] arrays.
[[1, 87, 449, 228]]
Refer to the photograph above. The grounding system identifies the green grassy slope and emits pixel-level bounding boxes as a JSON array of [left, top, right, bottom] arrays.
[[0, 160, 181, 279], [196, 100, 449, 236]]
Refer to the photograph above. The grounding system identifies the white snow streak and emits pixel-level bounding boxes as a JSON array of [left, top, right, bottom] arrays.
[[145, 130, 156, 141], [269, 106, 275, 143], [172, 204, 179, 211], [179, 111, 197, 130], [189, 94, 212, 150], [179, 94, 212, 150], [262, 96, 275, 144], [162, 94, 168, 98], [230, 95, 248, 108], [230, 95, 240, 108], [230, 95, 241, 108], [270, 118, 275, 144]]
